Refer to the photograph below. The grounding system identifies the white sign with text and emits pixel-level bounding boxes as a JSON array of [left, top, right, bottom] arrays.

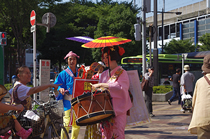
[[39, 59, 50, 101]]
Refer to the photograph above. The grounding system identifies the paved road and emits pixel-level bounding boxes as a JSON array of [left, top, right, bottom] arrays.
[[72, 101, 197, 139], [3, 96, 196, 139]]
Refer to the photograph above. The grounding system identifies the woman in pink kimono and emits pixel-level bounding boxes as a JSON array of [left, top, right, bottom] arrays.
[[92, 46, 132, 139]]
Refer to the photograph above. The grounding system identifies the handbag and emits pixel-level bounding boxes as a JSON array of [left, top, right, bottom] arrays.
[[141, 76, 149, 91]]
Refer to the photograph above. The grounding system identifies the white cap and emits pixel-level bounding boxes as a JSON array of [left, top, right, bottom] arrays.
[[98, 61, 105, 67]]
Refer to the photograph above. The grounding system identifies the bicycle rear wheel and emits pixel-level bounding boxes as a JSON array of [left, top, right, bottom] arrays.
[[48, 122, 69, 139]]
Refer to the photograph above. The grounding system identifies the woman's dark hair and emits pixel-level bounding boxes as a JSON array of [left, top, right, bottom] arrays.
[[176, 68, 181, 73], [103, 46, 121, 62]]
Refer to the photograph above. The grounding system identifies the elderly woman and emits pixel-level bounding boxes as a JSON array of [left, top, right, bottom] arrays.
[[11, 66, 60, 110], [0, 85, 32, 139], [92, 46, 132, 139]]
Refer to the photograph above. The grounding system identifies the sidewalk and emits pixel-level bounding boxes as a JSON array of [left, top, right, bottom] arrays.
[[74, 101, 197, 139]]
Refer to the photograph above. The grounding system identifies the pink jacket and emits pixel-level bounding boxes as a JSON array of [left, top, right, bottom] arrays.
[[99, 66, 132, 117]]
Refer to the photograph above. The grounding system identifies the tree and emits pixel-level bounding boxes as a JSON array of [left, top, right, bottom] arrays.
[[0, 0, 61, 67], [92, 3, 139, 62], [198, 33, 210, 51], [164, 39, 195, 54]]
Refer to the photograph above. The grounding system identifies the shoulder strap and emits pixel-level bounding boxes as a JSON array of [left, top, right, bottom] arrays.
[[204, 75, 210, 85], [65, 68, 75, 78], [11, 84, 22, 105]]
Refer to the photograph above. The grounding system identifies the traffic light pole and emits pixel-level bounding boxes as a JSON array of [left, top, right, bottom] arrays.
[[153, 0, 159, 86], [142, 0, 146, 76], [0, 46, 4, 84]]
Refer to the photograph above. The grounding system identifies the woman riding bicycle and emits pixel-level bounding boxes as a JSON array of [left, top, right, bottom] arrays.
[[0, 85, 32, 139]]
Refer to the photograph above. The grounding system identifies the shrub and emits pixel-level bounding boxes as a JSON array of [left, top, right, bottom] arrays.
[[153, 85, 172, 94]]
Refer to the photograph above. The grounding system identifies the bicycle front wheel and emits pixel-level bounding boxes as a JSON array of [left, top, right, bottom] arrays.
[[48, 122, 69, 139]]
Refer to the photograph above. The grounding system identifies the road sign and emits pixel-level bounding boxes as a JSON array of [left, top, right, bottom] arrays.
[[42, 12, 56, 28], [31, 25, 36, 33], [30, 10, 36, 26]]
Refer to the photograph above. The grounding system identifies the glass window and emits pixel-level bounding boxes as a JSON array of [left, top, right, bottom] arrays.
[[198, 19, 205, 25], [189, 22, 194, 27], [183, 28, 189, 33], [206, 18, 210, 24], [158, 27, 162, 40], [183, 23, 189, 28], [206, 24, 210, 29], [206, 30, 210, 33], [183, 34, 190, 38], [198, 31, 206, 36], [176, 23, 180, 37], [190, 33, 194, 37], [189, 28, 194, 32], [198, 25, 205, 31], [170, 24, 175, 33], [165, 25, 169, 39]]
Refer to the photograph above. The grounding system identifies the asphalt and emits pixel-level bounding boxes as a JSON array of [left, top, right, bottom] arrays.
[[72, 101, 197, 139]]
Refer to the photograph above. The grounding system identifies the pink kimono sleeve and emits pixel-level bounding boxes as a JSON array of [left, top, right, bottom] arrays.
[[108, 70, 132, 116]]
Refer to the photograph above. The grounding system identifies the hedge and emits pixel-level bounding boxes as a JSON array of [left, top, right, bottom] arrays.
[[153, 85, 172, 94]]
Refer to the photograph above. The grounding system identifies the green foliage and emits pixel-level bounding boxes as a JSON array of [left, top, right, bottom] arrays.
[[2, 0, 140, 72], [153, 85, 172, 94], [92, 3, 140, 62], [198, 33, 210, 51], [164, 39, 195, 53], [4, 83, 33, 91], [4, 83, 12, 91]]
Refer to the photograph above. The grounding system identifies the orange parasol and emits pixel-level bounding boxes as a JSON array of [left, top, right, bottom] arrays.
[[81, 36, 131, 48]]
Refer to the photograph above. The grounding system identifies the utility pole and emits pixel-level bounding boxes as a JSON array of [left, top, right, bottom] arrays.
[[153, 0, 159, 86], [161, 0, 165, 54], [142, 0, 146, 76], [149, 24, 152, 66]]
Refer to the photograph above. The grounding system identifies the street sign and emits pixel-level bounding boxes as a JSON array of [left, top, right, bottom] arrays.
[[31, 25, 36, 33], [30, 10, 36, 26], [42, 12, 56, 28]]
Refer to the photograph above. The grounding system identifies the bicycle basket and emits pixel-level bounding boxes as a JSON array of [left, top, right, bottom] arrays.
[[48, 101, 62, 120], [18, 109, 45, 137]]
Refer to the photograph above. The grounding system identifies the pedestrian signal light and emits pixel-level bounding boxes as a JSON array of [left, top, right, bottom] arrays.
[[134, 24, 141, 41], [0, 32, 7, 46]]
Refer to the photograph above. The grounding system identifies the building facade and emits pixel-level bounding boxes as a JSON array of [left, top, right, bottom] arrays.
[[146, 0, 210, 53]]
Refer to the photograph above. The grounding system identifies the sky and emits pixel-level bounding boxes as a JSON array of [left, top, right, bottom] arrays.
[[61, 0, 204, 16]]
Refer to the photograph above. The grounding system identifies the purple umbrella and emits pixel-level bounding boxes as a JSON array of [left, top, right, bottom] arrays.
[[66, 36, 94, 43]]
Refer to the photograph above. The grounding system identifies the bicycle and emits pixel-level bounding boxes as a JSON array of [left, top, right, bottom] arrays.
[[32, 98, 69, 139]]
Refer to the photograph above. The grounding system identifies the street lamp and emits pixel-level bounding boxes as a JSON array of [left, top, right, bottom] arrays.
[[159, 11, 182, 53]]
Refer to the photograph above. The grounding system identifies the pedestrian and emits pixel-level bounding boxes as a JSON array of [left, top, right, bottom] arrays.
[[11, 66, 61, 110], [168, 68, 181, 105], [91, 61, 106, 79], [180, 65, 195, 97], [144, 66, 155, 117], [54, 51, 80, 139], [188, 54, 210, 138], [180, 65, 195, 112], [92, 46, 132, 139]]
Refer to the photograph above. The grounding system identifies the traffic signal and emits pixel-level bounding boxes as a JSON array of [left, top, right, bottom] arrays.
[[0, 32, 7, 46], [134, 24, 141, 41]]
